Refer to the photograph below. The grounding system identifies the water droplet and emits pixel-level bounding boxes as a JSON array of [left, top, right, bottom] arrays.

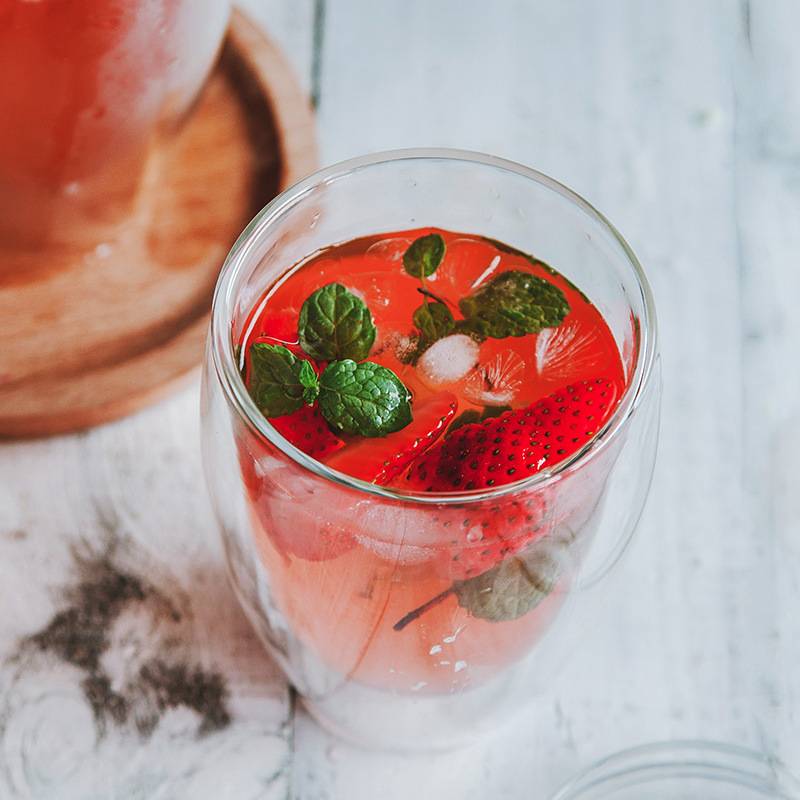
[[465, 527, 483, 544]]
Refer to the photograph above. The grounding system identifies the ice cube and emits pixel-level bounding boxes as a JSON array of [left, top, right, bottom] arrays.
[[352, 502, 440, 565], [416, 334, 480, 389], [464, 350, 525, 406], [535, 321, 601, 381], [366, 236, 413, 263]]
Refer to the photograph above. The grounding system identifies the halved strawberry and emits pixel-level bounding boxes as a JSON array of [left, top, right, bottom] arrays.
[[405, 377, 621, 492], [324, 392, 457, 484], [270, 404, 344, 460]]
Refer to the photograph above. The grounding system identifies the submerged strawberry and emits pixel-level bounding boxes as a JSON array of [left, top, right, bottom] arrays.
[[324, 392, 457, 484], [431, 494, 550, 579], [270, 404, 344, 459], [405, 377, 621, 492]]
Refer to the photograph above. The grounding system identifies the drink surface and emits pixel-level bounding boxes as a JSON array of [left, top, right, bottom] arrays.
[[235, 228, 628, 692], [240, 228, 625, 481]]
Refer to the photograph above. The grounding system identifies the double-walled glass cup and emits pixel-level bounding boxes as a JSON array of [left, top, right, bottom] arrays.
[[202, 150, 660, 750]]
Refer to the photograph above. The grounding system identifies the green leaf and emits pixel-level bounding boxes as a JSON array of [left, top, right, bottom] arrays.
[[453, 544, 561, 622], [298, 360, 319, 405], [318, 360, 412, 437], [299, 283, 376, 362], [458, 269, 570, 339], [248, 344, 320, 417], [446, 409, 482, 435], [403, 233, 446, 278], [446, 404, 512, 437], [479, 404, 511, 420], [481, 236, 591, 303], [413, 300, 455, 347]]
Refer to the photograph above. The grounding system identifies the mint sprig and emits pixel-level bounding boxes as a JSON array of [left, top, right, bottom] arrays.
[[247, 346, 412, 438], [453, 546, 561, 622], [248, 344, 320, 417], [393, 535, 567, 631], [458, 269, 569, 339], [403, 235, 451, 360], [481, 236, 590, 303], [299, 282, 376, 362], [447, 404, 511, 436], [248, 283, 414, 438], [403, 233, 445, 278], [412, 299, 455, 349], [318, 360, 412, 437]]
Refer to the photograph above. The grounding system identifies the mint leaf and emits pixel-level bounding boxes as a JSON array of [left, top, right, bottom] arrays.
[[453, 544, 561, 622], [248, 344, 320, 417], [319, 360, 412, 437], [481, 236, 590, 303], [447, 409, 482, 435], [299, 283, 376, 361], [458, 270, 569, 339], [298, 360, 319, 405], [446, 405, 511, 437], [413, 300, 455, 348], [480, 404, 511, 420], [403, 233, 445, 278]]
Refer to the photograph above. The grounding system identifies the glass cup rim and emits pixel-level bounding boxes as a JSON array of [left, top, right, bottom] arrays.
[[209, 147, 659, 506], [550, 740, 800, 799]]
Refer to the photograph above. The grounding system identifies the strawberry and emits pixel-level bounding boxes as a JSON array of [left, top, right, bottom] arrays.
[[324, 392, 457, 484], [270, 404, 344, 459], [405, 377, 621, 492], [429, 494, 551, 579], [393, 377, 621, 580]]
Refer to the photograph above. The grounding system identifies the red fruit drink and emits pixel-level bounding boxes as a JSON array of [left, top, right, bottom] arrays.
[[0, 0, 228, 249], [236, 229, 626, 694]]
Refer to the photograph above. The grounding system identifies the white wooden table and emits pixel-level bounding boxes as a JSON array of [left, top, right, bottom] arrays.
[[2, 1, 799, 797]]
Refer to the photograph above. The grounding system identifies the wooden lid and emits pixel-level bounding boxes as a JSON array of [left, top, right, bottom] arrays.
[[0, 9, 317, 438]]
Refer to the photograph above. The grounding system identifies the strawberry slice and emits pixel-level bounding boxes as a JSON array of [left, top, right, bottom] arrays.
[[405, 377, 621, 492], [270, 404, 344, 460], [324, 392, 457, 484]]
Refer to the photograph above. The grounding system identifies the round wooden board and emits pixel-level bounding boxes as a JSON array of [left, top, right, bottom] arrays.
[[0, 9, 317, 438]]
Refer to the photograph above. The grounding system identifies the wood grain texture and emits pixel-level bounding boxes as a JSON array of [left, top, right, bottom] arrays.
[[0, 2, 317, 798], [3, 1, 800, 798], [0, 8, 317, 438]]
